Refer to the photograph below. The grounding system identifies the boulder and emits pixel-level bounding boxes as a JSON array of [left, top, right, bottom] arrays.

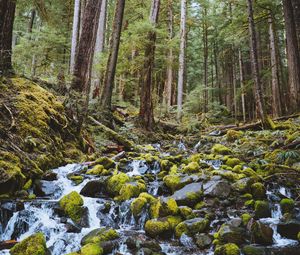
[[171, 182, 203, 206], [217, 224, 245, 245], [214, 243, 241, 255], [195, 233, 212, 249], [203, 179, 231, 198], [81, 228, 119, 245], [250, 221, 273, 245], [277, 220, 300, 240], [80, 180, 105, 198], [175, 217, 209, 237], [254, 201, 271, 219], [33, 180, 61, 197], [10, 233, 49, 255]]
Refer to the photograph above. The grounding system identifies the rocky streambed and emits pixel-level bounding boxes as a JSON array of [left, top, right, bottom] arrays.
[[1, 132, 300, 255]]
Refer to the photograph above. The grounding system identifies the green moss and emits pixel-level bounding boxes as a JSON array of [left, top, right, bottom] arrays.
[[150, 200, 162, 219], [28, 194, 36, 199], [80, 243, 103, 255], [215, 243, 240, 255], [145, 219, 171, 238], [195, 201, 206, 210], [166, 198, 179, 215], [167, 216, 182, 229], [297, 232, 300, 241], [160, 159, 173, 172], [182, 162, 200, 173], [232, 165, 242, 173], [212, 144, 232, 155], [241, 213, 252, 226], [251, 183, 266, 200], [175, 218, 209, 237], [226, 130, 243, 142], [59, 191, 84, 224], [244, 199, 255, 208], [179, 206, 194, 219], [163, 175, 181, 192], [86, 165, 105, 175], [81, 228, 119, 245], [280, 198, 295, 214], [226, 158, 241, 167], [254, 200, 271, 219], [117, 183, 141, 201], [68, 175, 84, 185], [23, 179, 32, 190], [242, 245, 264, 255], [93, 157, 115, 169], [106, 173, 130, 196], [131, 197, 148, 216], [10, 233, 47, 255], [139, 192, 156, 203]]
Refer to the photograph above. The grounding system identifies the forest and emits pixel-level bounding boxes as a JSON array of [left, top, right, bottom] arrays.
[[0, 0, 300, 255]]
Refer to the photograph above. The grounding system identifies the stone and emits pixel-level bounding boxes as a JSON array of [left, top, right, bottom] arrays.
[[214, 243, 241, 255], [171, 182, 203, 206], [217, 224, 245, 245], [81, 228, 119, 245], [195, 233, 212, 249], [175, 217, 209, 237], [250, 221, 273, 245], [277, 220, 300, 240], [80, 180, 105, 198], [254, 201, 271, 219], [203, 180, 231, 198]]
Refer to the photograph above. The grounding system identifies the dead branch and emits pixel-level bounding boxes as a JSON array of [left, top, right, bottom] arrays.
[[3, 103, 15, 130]]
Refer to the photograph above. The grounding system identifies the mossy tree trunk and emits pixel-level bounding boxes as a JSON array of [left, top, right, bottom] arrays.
[[0, 0, 16, 75]]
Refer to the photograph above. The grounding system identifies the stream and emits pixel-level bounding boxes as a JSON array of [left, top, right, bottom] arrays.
[[0, 143, 300, 255]]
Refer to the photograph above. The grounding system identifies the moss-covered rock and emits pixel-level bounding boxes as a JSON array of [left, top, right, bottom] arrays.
[[214, 243, 240, 255], [86, 165, 105, 175], [226, 158, 241, 167], [212, 144, 232, 155], [242, 245, 264, 255], [182, 162, 200, 173], [92, 157, 115, 169], [80, 243, 103, 255], [10, 233, 48, 255], [226, 130, 243, 142], [116, 182, 145, 201], [175, 217, 209, 237], [254, 200, 271, 219], [68, 175, 84, 185], [163, 175, 182, 192], [131, 196, 148, 216], [81, 228, 119, 245], [145, 219, 172, 238], [251, 183, 266, 200], [59, 191, 84, 224], [217, 224, 245, 245], [159, 198, 179, 217], [241, 214, 252, 226], [250, 221, 273, 245], [280, 198, 295, 214], [106, 173, 130, 196]]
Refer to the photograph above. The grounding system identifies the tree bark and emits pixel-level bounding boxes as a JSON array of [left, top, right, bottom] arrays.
[[238, 49, 246, 123], [283, 0, 300, 112], [70, 0, 81, 75], [139, 0, 161, 129], [0, 0, 16, 75], [203, 6, 208, 113], [163, 0, 174, 112], [247, 0, 268, 126], [99, 0, 125, 111], [268, 14, 282, 117], [91, 0, 107, 98], [291, 0, 300, 46], [69, 0, 102, 128], [177, 0, 187, 121]]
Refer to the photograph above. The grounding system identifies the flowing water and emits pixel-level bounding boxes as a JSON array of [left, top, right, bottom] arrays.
[[0, 145, 300, 254]]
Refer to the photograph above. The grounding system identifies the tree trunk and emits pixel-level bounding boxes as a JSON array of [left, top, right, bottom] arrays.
[[283, 0, 300, 112], [247, 0, 268, 126], [28, 9, 36, 33], [292, 0, 300, 46], [69, 0, 102, 128], [0, 0, 16, 75], [99, 0, 125, 112], [203, 6, 208, 113], [91, 0, 107, 98], [238, 49, 246, 123], [268, 14, 282, 117], [139, 0, 160, 129], [177, 0, 187, 121], [70, 0, 81, 75], [163, 0, 173, 113]]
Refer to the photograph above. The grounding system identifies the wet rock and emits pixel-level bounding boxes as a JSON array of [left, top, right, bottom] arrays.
[[101, 240, 119, 254], [251, 183, 266, 200], [145, 218, 173, 238], [0, 201, 24, 230], [175, 217, 209, 237], [65, 222, 81, 233], [59, 191, 84, 225], [243, 245, 300, 255], [217, 223, 245, 245], [10, 233, 48, 255], [81, 227, 119, 245], [280, 198, 295, 214], [277, 220, 300, 239], [41, 171, 57, 181], [180, 234, 197, 248], [250, 221, 273, 245], [106, 173, 130, 197], [0, 240, 18, 250], [33, 180, 61, 197], [214, 243, 241, 255], [232, 178, 253, 193], [254, 201, 271, 219], [203, 179, 231, 198], [80, 180, 105, 198], [242, 245, 264, 255], [80, 243, 103, 255], [14, 190, 28, 198], [171, 182, 203, 206], [195, 233, 212, 249]]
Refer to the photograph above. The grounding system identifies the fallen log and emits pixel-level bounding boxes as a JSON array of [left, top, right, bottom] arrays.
[[88, 116, 135, 151], [0, 240, 18, 250]]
